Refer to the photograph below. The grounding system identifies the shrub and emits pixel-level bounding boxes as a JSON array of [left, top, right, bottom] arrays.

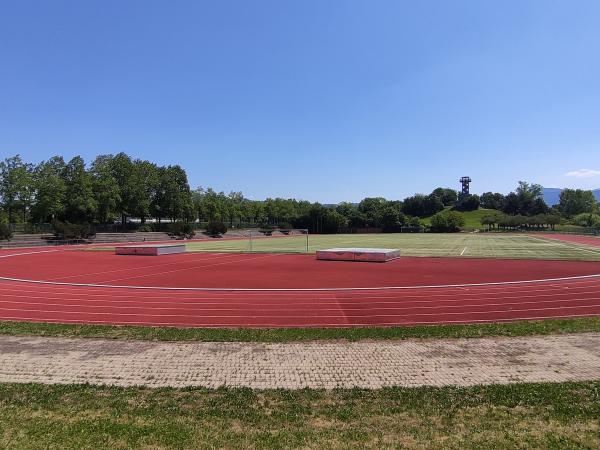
[[573, 213, 600, 228], [430, 210, 465, 232], [278, 222, 293, 235], [138, 224, 154, 232], [0, 223, 12, 241], [206, 221, 227, 237], [545, 213, 561, 230], [406, 216, 422, 227], [259, 224, 275, 236], [51, 220, 94, 240], [480, 212, 507, 230], [167, 222, 196, 238]]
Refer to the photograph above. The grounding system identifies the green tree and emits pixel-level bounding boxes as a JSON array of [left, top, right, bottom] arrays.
[[108, 153, 157, 226], [109, 153, 137, 226], [431, 188, 458, 206], [133, 160, 160, 224], [156, 165, 193, 222], [336, 202, 366, 228], [0, 155, 34, 223], [31, 156, 66, 223], [402, 194, 444, 217], [502, 182, 548, 216], [90, 155, 120, 223], [379, 206, 403, 232], [559, 189, 596, 217], [322, 210, 348, 233], [358, 197, 388, 226], [194, 187, 228, 222], [480, 192, 504, 210], [62, 156, 96, 223], [516, 181, 543, 201], [430, 210, 465, 232], [455, 194, 480, 211]]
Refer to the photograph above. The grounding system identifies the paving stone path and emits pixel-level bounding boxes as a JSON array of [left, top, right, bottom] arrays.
[[1, 333, 600, 389]]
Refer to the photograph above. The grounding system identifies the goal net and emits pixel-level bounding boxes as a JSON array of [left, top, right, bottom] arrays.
[[244, 228, 309, 253]]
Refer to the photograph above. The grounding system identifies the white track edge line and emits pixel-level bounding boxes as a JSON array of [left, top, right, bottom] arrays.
[[2, 246, 600, 292], [1, 273, 600, 292]]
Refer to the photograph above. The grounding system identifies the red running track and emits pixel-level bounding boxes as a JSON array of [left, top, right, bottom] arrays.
[[530, 233, 600, 248], [0, 247, 600, 327]]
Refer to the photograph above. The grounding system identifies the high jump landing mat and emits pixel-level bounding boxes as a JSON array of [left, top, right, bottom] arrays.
[[115, 243, 187, 256], [316, 248, 401, 262]]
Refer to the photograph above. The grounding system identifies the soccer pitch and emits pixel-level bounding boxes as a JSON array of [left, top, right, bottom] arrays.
[[185, 233, 600, 261]]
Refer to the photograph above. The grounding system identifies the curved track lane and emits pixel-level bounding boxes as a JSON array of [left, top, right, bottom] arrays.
[[1, 247, 600, 327]]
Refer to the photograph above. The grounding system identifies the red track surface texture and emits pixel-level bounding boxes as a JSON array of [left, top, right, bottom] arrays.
[[1, 247, 600, 328], [531, 233, 600, 248]]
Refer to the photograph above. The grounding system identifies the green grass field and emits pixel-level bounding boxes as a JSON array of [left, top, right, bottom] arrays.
[[89, 232, 600, 260], [179, 233, 600, 260], [1, 381, 598, 449]]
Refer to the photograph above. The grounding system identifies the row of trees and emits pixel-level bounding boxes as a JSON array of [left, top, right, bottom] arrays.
[[1, 153, 598, 235], [193, 183, 598, 233], [479, 182, 549, 216], [480, 212, 561, 230], [480, 183, 598, 218], [194, 192, 421, 233], [0, 154, 194, 226], [1, 153, 430, 234]]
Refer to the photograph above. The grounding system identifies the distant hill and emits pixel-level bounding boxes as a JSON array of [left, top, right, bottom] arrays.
[[542, 188, 600, 206], [421, 208, 499, 228]]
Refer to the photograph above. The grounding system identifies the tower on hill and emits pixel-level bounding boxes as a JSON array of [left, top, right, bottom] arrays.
[[460, 176, 471, 197]]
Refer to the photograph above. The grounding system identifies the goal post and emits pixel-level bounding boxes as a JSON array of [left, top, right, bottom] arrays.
[[245, 228, 309, 253]]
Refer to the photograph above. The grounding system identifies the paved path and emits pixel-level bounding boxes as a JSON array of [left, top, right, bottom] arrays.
[[1, 333, 600, 389]]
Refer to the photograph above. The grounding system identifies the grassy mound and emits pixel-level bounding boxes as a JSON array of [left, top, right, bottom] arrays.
[[420, 207, 501, 229]]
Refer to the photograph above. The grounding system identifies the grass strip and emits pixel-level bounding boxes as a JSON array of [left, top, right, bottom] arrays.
[[1, 381, 599, 449], [1, 316, 600, 342]]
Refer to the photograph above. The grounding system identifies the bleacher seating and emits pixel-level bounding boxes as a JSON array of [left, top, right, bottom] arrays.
[[0, 232, 174, 248], [92, 232, 172, 244]]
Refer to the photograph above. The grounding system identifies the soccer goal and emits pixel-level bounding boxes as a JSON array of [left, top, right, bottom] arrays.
[[244, 228, 309, 253]]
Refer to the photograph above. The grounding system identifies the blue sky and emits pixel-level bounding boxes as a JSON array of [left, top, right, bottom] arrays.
[[1, 1, 599, 202]]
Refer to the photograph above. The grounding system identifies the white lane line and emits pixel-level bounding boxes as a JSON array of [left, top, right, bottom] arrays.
[[2, 273, 600, 292], [2, 303, 600, 319], [460, 247, 468, 256]]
